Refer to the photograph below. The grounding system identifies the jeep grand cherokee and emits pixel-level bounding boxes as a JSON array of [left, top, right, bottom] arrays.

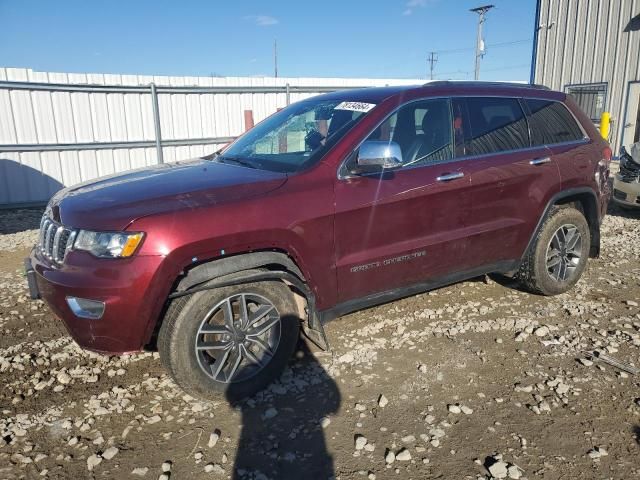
[[26, 81, 611, 400]]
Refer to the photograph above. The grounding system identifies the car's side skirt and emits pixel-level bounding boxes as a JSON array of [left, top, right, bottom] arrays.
[[318, 260, 519, 324]]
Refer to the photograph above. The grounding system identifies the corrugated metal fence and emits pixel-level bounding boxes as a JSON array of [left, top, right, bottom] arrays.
[[0, 67, 421, 207], [532, 0, 640, 152]]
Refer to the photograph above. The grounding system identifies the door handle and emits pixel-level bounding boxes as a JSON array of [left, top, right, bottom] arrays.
[[530, 157, 551, 166], [436, 172, 464, 182]]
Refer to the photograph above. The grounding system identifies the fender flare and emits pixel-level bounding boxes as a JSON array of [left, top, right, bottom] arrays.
[[169, 251, 330, 350], [175, 251, 305, 291], [523, 187, 601, 260]]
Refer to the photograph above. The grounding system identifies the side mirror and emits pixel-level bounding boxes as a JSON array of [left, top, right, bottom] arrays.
[[352, 141, 403, 174]]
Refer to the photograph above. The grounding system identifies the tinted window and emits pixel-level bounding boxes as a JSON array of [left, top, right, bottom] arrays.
[[452, 97, 529, 156], [525, 99, 585, 146], [364, 98, 453, 167]]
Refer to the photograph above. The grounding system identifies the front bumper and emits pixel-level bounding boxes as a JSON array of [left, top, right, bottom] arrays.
[[612, 174, 640, 208], [27, 248, 167, 354]]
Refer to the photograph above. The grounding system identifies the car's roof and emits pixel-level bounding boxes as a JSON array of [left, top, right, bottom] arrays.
[[315, 81, 562, 104]]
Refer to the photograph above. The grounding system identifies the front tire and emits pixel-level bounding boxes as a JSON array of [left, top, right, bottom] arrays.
[[517, 206, 590, 296], [158, 280, 300, 401]]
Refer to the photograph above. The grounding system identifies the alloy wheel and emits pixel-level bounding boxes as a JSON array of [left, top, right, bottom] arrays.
[[545, 223, 583, 282], [194, 293, 281, 383]]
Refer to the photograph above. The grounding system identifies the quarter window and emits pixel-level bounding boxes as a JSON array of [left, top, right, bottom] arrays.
[[452, 97, 530, 156], [525, 99, 584, 146]]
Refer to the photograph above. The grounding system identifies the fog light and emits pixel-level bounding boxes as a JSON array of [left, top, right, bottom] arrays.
[[66, 296, 105, 320]]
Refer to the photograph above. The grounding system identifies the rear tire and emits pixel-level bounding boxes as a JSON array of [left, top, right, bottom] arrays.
[[517, 206, 590, 296], [158, 280, 300, 401]]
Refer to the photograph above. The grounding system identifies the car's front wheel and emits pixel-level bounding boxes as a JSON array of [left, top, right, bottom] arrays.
[[518, 206, 591, 296], [158, 280, 300, 401]]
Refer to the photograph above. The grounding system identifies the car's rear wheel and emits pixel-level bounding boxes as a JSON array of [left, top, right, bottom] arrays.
[[158, 280, 300, 401], [517, 206, 590, 296]]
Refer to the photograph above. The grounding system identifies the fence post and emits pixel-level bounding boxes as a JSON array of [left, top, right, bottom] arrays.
[[150, 82, 164, 164], [243, 110, 255, 131], [285, 83, 290, 106]]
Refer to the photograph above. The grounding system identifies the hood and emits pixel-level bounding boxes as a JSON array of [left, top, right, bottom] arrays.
[[49, 158, 287, 230]]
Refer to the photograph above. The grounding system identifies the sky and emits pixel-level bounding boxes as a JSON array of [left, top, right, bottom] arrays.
[[0, 0, 537, 81]]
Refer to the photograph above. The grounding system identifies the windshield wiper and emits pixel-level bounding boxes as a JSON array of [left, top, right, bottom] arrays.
[[216, 156, 257, 169]]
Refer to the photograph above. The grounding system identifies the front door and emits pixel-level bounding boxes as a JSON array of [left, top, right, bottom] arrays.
[[333, 98, 475, 303], [621, 81, 640, 150]]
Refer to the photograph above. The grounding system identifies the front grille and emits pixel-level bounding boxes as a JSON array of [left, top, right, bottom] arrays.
[[613, 189, 627, 201], [38, 216, 76, 264]]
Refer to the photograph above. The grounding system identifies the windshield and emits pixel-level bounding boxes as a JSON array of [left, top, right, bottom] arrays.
[[215, 98, 375, 173]]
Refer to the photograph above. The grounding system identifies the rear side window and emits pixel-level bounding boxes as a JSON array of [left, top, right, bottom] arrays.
[[524, 99, 585, 146], [452, 97, 530, 156]]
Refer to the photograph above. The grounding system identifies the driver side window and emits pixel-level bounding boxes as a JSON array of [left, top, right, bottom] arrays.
[[366, 98, 454, 167]]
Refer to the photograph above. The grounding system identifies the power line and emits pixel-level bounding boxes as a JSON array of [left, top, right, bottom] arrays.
[[434, 38, 532, 55], [433, 63, 530, 78]]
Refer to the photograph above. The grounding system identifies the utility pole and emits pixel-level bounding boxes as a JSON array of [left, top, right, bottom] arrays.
[[470, 5, 494, 80], [427, 51, 438, 80], [274, 39, 278, 78]]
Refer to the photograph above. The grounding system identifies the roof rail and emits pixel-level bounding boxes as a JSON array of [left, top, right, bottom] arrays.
[[422, 80, 550, 90]]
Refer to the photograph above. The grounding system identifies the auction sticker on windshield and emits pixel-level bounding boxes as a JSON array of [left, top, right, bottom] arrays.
[[335, 101, 376, 113]]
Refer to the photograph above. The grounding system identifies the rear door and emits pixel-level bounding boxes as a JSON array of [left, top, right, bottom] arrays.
[[333, 98, 475, 303], [454, 96, 561, 266], [524, 98, 593, 192]]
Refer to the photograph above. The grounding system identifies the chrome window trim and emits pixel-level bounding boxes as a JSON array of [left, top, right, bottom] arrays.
[[337, 94, 591, 181]]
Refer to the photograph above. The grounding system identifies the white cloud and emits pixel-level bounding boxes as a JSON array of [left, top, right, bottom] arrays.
[[245, 15, 279, 26], [403, 0, 428, 16]]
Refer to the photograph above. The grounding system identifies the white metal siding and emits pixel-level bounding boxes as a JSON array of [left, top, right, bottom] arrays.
[[533, 0, 640, 151], [0, 67, 422, 206]]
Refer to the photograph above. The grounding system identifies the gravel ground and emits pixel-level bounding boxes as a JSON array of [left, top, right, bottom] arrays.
[[0, 201, 639, 480]]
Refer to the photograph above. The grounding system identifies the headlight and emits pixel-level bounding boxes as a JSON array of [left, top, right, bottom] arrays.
[[74, 230, 144, 258]]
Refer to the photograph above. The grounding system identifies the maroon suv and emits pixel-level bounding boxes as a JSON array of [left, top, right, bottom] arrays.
[[26, 82, 611, 400]]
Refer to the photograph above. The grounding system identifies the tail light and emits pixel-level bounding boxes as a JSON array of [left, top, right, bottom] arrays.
[[596, 145, 612, 192]]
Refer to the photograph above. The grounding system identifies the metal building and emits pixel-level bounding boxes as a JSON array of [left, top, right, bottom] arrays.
[[531, 0, 640, 153]]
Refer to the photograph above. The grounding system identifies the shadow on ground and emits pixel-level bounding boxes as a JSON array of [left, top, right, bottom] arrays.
[[607, 201, 640, 220], [226, 336, 340, 479]]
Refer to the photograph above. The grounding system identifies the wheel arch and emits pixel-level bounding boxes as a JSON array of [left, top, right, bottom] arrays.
[[174, 250, 306, 292], [145, 249, 329, 350], [524, 187, 601, 260]]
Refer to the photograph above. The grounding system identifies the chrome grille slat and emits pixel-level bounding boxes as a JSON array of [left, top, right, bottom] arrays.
[[39, 218, 49, 249], [45, 224, 55, 256], [52, 226, 64, 262], [38, 215, 75, 265]]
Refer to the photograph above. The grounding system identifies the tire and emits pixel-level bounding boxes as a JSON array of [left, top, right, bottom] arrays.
[[158, 280, 300, 402], [517, 206, 590, 296]]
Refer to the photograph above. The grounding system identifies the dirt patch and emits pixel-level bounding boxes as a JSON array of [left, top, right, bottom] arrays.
[[0, 204, 639, 479]]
